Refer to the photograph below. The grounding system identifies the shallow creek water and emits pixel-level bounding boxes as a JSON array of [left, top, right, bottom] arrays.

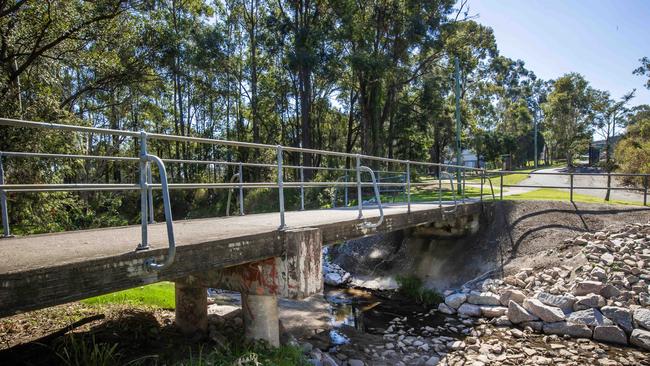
[[323, 286, 460, 348]]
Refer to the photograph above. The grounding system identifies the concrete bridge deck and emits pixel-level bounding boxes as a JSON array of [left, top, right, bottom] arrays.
[[0, 201, 482, 318]]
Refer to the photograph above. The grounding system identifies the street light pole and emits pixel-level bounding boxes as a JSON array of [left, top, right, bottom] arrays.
[[534, 108, 538, 169], [454, 57, 462, 194]]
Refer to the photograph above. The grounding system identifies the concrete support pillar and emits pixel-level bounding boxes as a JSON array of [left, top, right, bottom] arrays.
[[242, 293, 280, 347], [174, 281, 208, 336], [185, 228, 322, 346]]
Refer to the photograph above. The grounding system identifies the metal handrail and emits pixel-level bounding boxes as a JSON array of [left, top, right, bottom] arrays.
[[0, 118, 484, 171], [331, 174, 349, 208], [226, 173, 242, 216], [142, 154, 175, 271], [358, 166, 384, 229]]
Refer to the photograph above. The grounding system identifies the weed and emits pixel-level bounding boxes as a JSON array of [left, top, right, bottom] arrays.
[[395, 275, 443, 306], [54, 334, 121, 366]]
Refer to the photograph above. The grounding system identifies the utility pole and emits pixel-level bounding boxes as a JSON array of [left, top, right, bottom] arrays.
[[454, 57, 462, 194], [534, 108, 538, 169]]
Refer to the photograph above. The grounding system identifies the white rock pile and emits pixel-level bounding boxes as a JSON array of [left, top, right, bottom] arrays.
[[324, 261, 352, 286], [439, 222, 650, 351]]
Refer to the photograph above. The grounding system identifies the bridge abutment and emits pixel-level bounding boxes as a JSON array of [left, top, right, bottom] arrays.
[[173, 227, 323, 345]]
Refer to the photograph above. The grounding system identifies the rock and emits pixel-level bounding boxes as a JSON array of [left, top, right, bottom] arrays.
[[301, 342, 314, 353], [447, 340, 465, 350], [631, 329, 650, 350], [493, 315, 512, 327], [438, 302, 456, 315], [601, 306, 633, 333], [521, 321, 544, 332], [573, 281, 605, 296], [591, 267, 607, 281], [510, 328, 525, 338], [593, 325, 628, 345], [499, 289, 526, 306], [324, 273, 344, 286], [320, 352, 339, 366], [523, 298, 565, 322], [467, 291, 501, 306], [639, 292, 650, 307], [424, 356, 440, 366], [480, 306, 507, 318], [444, 293, 467, 309], [348, 360, 364, 366], [599, 284, 621, 299], [508, 300, 539, 324], [535, 292, 576, 313], [567, 308, 613, 327], [600, 253, 615, 265], [543, 322, 592, 338], [573, 294, 606, 310], [458, 303, 481, 317], [633, 308, 650, 330]]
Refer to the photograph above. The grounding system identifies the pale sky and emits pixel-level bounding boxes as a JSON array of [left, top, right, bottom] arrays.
[[468, 0, 650, 106]]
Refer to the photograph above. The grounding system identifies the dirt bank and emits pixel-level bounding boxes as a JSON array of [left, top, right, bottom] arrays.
[[329, 201, 650, 291]]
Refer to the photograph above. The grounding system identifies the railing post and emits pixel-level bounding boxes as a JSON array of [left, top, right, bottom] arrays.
[[344, 172, 349, 207], [406, 161, 411, 213], [0, 152, 11, 238], [570, 173, 574, 202], [461, 169, 466, 204], [438, 165, 442, 208], [480, 172, 485, 202], [147, 163, 155, 224], [643, 175, 648, 206], [499, 173, 503, 201], [356, 154, 363, 219], [136, 131, 149, 251], [277, 146, 286, 230], [238, 162, 244, 215], [299, 142, 305, 211]]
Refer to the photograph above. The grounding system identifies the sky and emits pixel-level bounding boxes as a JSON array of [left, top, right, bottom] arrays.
[[468, 0, 650, 106]]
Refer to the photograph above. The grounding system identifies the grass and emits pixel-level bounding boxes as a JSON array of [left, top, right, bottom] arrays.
[[504, 188, 645, 206], [54, 335, 121, 366], [179, 342, 310, 366], [466, 162, 566, 187], [395, 275, 443, 306], [81, 282, 175, 309]]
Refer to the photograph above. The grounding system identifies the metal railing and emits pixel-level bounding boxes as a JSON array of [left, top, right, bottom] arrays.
[[492, 170, 649, 205], [0, 117, 495, 270]]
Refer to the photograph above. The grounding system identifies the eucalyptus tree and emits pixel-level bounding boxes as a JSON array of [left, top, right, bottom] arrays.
[[542, 73, 596, 166]]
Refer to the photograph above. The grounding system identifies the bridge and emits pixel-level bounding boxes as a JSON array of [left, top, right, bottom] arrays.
[[0, 118, 647, 346]]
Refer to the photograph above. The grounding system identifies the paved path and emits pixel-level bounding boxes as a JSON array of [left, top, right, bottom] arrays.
[[518, 167, 646, 203]]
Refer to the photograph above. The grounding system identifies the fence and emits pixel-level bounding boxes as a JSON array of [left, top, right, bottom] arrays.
[[0, 118, 491, 271], [493, 170, 649, 205]]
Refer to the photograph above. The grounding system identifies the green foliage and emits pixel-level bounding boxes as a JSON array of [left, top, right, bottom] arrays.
[[54, 335, 121, 366], [542, 73, 595, 165], [176, 342, 309, 366], [633, 57, 650, 90], [396, 275, 443, 306], [615, 105, 650, 186], [82, 282, 175, 309]]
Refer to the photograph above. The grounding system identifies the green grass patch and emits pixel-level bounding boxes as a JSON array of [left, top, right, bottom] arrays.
[[81, 282, 175, 309], [181, 342, 310, 366], [504, 188, 645, 206], [396, 275, 443, 306], [467, 162, 566, 186]]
